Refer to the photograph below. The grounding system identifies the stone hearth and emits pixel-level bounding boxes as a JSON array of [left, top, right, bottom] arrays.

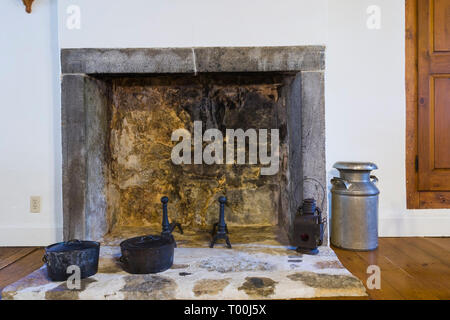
[[61, 46, 327, 245], [2, 245, 367, 300]]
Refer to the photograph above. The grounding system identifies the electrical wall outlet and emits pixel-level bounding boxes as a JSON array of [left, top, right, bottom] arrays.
[[30, 196, 41, 213]]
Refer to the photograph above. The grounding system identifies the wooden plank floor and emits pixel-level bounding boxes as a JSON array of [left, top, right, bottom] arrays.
[[0, 247, 45, 293], [0, 238, 448, 299], [332, 237, 450, 300]]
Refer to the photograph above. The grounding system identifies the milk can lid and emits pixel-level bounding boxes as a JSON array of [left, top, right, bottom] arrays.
[[333, 162, 378, 171]]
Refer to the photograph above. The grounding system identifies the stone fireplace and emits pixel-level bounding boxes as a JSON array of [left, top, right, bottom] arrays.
[[61, 46, 326, 246], [2, 46, 369, 301]]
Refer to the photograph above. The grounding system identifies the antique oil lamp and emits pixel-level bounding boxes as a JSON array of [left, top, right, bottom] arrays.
[[293, 198, 326, 255]]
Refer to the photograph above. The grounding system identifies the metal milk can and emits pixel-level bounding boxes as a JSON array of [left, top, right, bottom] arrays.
[[330, 162, 379, 251]]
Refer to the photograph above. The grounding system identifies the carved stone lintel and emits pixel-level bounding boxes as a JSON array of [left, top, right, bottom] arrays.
[[23, 0, 34, 14]]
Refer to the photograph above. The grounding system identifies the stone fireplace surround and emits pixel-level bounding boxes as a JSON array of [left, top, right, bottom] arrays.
[[2, 46, 362, 301], [61, 46, 326, 245]]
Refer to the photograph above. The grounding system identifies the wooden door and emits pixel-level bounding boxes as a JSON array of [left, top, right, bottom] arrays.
[[417, 0, 450, 191]]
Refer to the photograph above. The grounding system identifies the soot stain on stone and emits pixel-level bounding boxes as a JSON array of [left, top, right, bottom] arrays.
[[108, 75, 284, 230], [120, 275, 177, 299], [238, 277, 277, 297], [287, 272, 362, 289], [45, 278, 98, 300], [193, 279, 230, 296]]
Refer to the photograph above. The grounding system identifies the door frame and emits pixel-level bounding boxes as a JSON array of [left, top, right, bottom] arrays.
[[405, 0, 450, 209]]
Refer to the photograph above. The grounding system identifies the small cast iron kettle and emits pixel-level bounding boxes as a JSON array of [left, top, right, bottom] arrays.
[[43, 239, 100, 281], [119, 196, 183, 274]]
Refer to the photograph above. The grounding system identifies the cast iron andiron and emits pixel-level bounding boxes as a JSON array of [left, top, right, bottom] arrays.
[[161, 196, 183, 247], [210, 196, 232, 248]]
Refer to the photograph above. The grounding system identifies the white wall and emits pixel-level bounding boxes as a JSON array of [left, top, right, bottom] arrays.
[[58, 0, 328, 48], [0, 0, 62, 245], [327, 0, 450, 236], [1, 0, 448, 245]]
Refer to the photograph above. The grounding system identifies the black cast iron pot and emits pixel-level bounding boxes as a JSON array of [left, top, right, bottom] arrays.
[[43, 239, 100, 281], [120, 235, 174, 274]]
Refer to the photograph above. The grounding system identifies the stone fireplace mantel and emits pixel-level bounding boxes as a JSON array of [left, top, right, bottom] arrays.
[[60, 46, 326, 244], [61, 46, 324, 74]]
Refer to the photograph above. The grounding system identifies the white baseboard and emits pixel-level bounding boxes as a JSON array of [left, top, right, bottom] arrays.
[[0, 227, 63, 246], [379, 217, 450, 237]]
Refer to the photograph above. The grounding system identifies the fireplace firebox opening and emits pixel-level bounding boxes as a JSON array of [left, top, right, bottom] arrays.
[[61, 46, 326, 246]]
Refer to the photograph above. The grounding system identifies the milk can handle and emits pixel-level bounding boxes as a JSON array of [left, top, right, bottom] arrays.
[[331, 177, 351, 189], [370, 175, 379, 183]]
